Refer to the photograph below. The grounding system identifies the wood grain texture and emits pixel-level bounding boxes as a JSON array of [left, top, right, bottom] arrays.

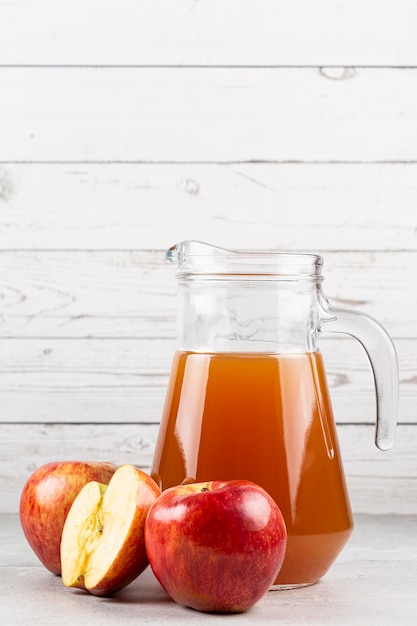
[[1, 67, 417, 162], [0, 0, 416, 66], [0, 250, 412, 338], [0, 1, 415, 515], [0, 163, 416, 251]]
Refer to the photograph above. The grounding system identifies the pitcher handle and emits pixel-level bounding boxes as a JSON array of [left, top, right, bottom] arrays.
[[317, 293, 399, 451]]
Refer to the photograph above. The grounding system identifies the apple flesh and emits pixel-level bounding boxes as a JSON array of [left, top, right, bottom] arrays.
[[61, 464, 161, 596], [19, 460, 118, 575], [145, 479, 287, 613]]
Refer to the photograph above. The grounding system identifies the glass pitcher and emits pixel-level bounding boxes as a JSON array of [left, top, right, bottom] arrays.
[[151, 241, 398, 588]]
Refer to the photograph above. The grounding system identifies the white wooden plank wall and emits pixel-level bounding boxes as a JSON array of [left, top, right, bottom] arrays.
[[0, 0, 416, 514]]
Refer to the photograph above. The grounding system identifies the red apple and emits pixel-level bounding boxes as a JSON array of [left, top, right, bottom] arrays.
[[19, 460, 118, 575], [145, 479, 287, 613], [60, 464, 161, 596]]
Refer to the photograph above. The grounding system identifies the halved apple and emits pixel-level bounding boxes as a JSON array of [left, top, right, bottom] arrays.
[[60, 464, 160, 596]]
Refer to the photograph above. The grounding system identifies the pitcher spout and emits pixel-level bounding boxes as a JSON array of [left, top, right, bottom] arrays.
[[166, 241, 232, 266]]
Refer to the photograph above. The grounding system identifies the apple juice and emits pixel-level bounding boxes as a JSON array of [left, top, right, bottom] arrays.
[[151, 350, 353, 587]]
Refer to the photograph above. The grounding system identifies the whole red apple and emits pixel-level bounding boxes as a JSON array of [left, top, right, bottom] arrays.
[[61, 464, 161, 596], [145, 479, 287, 613], [19, 460, 118, 575]]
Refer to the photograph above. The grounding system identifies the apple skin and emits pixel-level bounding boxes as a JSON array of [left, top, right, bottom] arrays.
[[60, 464, 161, 596], [144, 480, 287, 613], [19, 460, 118, 575]]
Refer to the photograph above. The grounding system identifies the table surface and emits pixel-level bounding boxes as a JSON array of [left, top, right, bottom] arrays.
[[2, 513, 417, 626]]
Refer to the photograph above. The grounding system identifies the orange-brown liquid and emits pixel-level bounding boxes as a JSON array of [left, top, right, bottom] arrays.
[[151, 351, 353, 586]]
